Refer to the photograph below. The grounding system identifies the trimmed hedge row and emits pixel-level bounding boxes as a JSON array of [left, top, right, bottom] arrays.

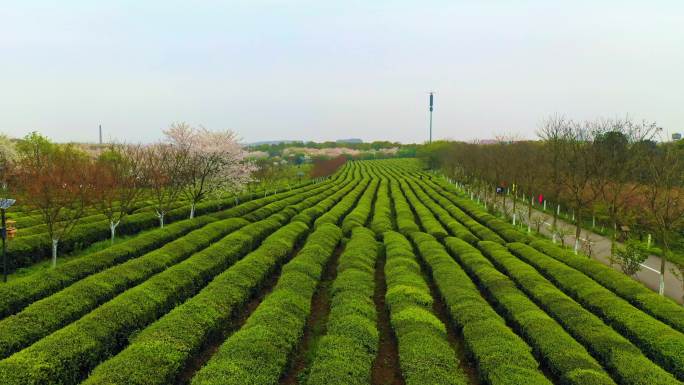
[[0, 215, 216, 319], [370, 178, 393, 234], [304, 227, 380, 385], [409, 232, 550, 385], [530, 239, 684, 333], [406, 179, 478, 243], [414, 180, 505, 243], [429, 180, 529, 243], [444, 238, 615, 385], [478, 241, 679, 385], [383, 231, 468, 385], [82, 221, 310, 385], [190, 224, 343, 385], [399, 180, 448, 239], [341, 178, 379, 233], [241, 178, 342, 222], [0, 213, 293, 385], [315, 178, 371, 228], [0, 217, 249, 359], [291, 178, 359, 226], [390, 181, 420, 234], [507, 242, 684, 380]]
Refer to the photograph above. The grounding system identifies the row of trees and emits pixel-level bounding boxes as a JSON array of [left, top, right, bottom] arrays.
[[419, 116, 684, 295], [0, 123, 255, 267]]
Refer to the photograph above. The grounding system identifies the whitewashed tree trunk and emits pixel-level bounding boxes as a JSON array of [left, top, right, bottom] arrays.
[[51, 239, 59, 268], [189, 202, 196, 219], [574, 238, 580, 255], [110, 220, 120, 244], [659, 258, 666, 295], [156, 210, 165, 228]]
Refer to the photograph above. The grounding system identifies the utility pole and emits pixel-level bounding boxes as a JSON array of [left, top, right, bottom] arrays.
[[428, 92, 434, 143], [99, 124, 102, 145]]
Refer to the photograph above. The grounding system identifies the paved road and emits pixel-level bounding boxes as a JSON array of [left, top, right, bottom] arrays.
[[482, 193, 683, 304]]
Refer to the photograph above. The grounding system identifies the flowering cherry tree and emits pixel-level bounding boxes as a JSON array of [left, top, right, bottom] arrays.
[[165, 123, 256, 218]]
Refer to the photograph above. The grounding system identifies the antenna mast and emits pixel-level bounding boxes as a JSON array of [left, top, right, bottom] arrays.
[[428, 92, 434, 143], [99, 124, 102, 145]]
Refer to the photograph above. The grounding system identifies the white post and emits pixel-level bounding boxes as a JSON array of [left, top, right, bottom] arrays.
[[647, 234, 652, 249], [512, 213, 516, 226], [592, 216, 595, 228], [556, 204, 560, 216], [543, 200, 546, 210]]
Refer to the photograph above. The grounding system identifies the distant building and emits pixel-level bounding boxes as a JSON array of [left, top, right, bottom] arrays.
[[336, 138, 363, 144], [673, 133, 682, 140]]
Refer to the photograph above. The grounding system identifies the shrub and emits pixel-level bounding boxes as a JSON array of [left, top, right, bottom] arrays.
[[81, 221, 310, 385], [505, 242, 684, 380], [478, 241, 679, 384], [383, 231, 468, 385], [442, 237, 614, 385], [341, 179, 379, 233], [530, 239, 684, 333], [0, 215, 216, 319], [370, 179, 393, 234], [305, 227, 380, 385], [0, 213, 293, 385], [409, 233, 551, 385]]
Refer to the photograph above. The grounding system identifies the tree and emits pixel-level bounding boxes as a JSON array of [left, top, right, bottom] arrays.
[[142, 142, 188, 228], [642, 141, 684, 295], [165, 123, 255, 218], [590, 119, 659, 264], [537, 115, 569, 241], [11, 132, 92, 267], [92, 144, 146, 243], [556, 120, 601, 254]]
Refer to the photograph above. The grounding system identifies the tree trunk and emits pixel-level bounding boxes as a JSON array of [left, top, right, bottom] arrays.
[[659, 257, 666, 296], [553, 203, 559, 230], [574, 217, 582, 255], [51, 239, 58, 268], [609, 222, 617, 267], [659, 235, 669, 296], [527, 196, 533, 233], [157, 211, 165, 228], [110, 220, 120, 244], [189, 202, 196, 219]]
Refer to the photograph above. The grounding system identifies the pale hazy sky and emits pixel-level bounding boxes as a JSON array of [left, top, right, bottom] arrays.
[[1, 1, 682, 144]]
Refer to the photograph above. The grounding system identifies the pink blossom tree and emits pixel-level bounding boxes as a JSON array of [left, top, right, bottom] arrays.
[[165, 123, 256, 218]]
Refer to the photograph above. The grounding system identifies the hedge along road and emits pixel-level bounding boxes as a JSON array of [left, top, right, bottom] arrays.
[[436, 179, 684, 304]]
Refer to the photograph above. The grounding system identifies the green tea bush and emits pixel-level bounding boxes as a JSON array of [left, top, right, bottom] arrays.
[[82, 221, 310, 385], [478, 241, 679, 385], [383, 231, 467, 385], [305, 227, 380, 385], [410, 233, 550, 385], [190, 224, 343, 385], [530, 239, 684, 333]]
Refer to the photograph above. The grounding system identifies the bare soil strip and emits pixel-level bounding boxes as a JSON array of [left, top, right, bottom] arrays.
[[279, 246, 343, 385], [371, 250, 405, 385]]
